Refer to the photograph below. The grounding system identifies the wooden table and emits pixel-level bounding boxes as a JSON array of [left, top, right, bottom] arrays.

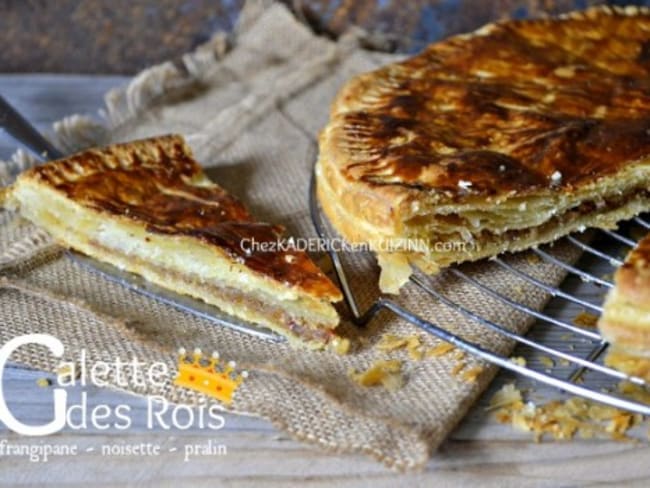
[[1, 75, 650, 487]]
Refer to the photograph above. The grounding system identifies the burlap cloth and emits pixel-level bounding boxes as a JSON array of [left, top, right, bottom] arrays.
[[0, 1, 580, 471]]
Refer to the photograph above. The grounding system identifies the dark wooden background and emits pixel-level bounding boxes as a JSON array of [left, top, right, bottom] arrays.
[[1, 0, 648, 74]]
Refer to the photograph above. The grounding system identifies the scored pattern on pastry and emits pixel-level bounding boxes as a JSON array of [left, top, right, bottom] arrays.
[[317, 6, 650, 292]]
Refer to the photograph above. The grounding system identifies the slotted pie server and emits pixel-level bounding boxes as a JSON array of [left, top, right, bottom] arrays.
[[3, 95, 650, 415]]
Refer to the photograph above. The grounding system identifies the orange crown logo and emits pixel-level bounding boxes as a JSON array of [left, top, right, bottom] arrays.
[[174, 348, 248, 405]]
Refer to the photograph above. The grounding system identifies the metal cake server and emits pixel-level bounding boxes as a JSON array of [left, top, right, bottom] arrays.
[[0, 94, 284, 343]]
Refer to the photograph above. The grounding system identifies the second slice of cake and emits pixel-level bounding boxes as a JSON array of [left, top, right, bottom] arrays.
[[1, 134, 346, 351], [599, 233, 650, 379]]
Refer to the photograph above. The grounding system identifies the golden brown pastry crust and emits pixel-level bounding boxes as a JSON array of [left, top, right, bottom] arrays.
[[317, 6, 650, 291], [24, 135, 340, 301]]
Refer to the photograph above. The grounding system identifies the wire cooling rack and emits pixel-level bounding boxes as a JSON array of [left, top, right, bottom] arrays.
[[308, 167, 650, 415], [4, 88, 648, 415]]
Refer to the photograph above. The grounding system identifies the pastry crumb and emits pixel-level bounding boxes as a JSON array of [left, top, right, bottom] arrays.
[[510, 356, 527, 367], [426, 342, 455, 357], [526, 253, 541, 265], [36, 377, 51, 388], [451, 361, 466, 376], [461, 365, 484, 383], [349, 359, 404, 390], [405, 335, 424, 361], [573, 311, 599, 328], [330, 337, 350, 355], [376, 334, 409, 352], [487, 383, 523, 411], [376, 333, 425, 360], [540, 356, 555, 369]]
